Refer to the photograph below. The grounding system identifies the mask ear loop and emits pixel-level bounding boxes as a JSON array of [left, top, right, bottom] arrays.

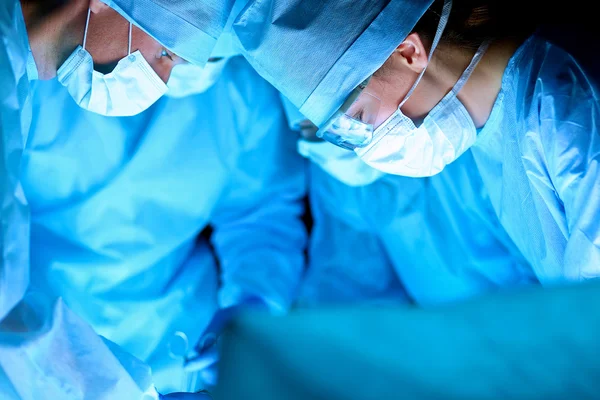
[[398, 0, 452, 109], [364, 0, 452, 149], [451, 40, 490, 95], [128, 22, 132, 55], [82, 8, 92, 50]]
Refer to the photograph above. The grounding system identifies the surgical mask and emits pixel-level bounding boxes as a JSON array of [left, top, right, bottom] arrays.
[[355, 40, 489, 177], [298, 139, 385, 187], [166, 57, 228, 98], [57, 9, 167, 117]]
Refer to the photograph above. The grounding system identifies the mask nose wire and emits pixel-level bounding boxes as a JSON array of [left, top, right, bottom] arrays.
[[82, 8, 92, 50]]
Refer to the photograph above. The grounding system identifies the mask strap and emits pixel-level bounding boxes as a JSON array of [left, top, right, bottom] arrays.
[[128, 23, 133, 55], [451, 40, 490, 94], [399, 0, 452, 108], [82, 8, 92, 50]]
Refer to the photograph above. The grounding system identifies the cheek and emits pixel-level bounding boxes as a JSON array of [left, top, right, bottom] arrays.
[[366, 76, 404, 129], [375, 103, 400, 128], [85, 14, 130, 68], [132, 27, 174, 83], [146, 57, 175, 83]]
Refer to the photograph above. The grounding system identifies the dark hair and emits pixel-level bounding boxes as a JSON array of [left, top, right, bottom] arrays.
[[372, 0, 537, 78], [411, 0, 537, 51], [21, 0, 70, 19]]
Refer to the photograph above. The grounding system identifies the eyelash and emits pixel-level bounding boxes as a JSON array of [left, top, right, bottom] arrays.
[[353, 111, 364, 121]]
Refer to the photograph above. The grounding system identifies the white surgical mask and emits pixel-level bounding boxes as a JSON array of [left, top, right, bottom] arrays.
[[355, 40, 489, 177], [57, 9, 167, 117], [166, 57, 228, 98], [298, 139, 385, 187]]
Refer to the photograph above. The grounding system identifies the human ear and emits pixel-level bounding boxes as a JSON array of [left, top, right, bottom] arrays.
[[394, 32, 429, 73]]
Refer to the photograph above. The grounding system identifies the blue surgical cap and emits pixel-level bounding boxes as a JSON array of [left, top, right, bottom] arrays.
[[233, 0, 434, 126], [101, 0, 235, 66]]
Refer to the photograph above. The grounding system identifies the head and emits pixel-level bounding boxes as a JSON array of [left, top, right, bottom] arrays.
[[356, 0, 520, 129], [234, 0, 534, 139], [234, 0, 535, 176], [22, 0, 183, 82], [23, 0, 235, 116], [83, 0, 184, 83]]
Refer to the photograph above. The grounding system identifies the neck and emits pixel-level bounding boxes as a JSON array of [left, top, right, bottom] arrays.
[[20, 0, 88, 80], [403, 38, 522, 128], [458, 38, 522, 128], [402, 45, 473, 121]]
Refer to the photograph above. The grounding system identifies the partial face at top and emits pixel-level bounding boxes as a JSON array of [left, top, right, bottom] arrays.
[[316, 32, 431, 150], [85, 0, 185, 83]]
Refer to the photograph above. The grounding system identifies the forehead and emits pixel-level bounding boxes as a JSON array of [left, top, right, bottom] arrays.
[[362, 74, 390, 102], [344, 77, 385, 112]]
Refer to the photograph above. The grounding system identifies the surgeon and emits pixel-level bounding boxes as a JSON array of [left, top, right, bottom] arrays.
[[1, 0, 234, 398], [24, 49, 306, 396], [233, 0, 600, 283], [281, 98, 535, 306]]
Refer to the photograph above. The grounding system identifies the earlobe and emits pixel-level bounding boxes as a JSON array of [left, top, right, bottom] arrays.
[[89, 0, 110, 14], [395, 32, 429, 73]]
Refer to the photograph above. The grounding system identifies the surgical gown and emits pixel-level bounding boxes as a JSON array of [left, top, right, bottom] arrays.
[[278, 97, 409, 306], [23, 56, 307, 393], [1, 2, 161, 399], [302, 149, 538, 306], [470, 34, 600, 282], [0, 0, 31, 323]]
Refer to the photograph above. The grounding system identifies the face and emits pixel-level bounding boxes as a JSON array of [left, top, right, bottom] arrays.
[[338, 32, 443, 132], [84, 0, 185, 83], [349, 75, 406, 130]]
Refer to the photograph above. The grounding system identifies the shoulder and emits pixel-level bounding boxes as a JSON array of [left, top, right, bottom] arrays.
[[515, 35, 598, 106], [504, 35, 598, 142], [1, 0, 30, 96], [514, 36, 600, 194]]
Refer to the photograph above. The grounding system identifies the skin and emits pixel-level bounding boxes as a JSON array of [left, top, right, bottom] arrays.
[[20, 0, 184, 82], [360, 32, 522, 129]]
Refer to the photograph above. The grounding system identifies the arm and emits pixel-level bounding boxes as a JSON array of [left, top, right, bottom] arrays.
[[211, 63, 307, 314]]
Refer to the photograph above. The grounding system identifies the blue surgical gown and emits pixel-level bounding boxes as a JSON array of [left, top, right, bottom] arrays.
[[471, 34, 600, 282], [22, 56, 306, 393], [277, 95, 410, 306], [0, 0, 31, 322], [1, 2, 161, 398], [302, 149, 537, 306], [300, 172, 410, 306]]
